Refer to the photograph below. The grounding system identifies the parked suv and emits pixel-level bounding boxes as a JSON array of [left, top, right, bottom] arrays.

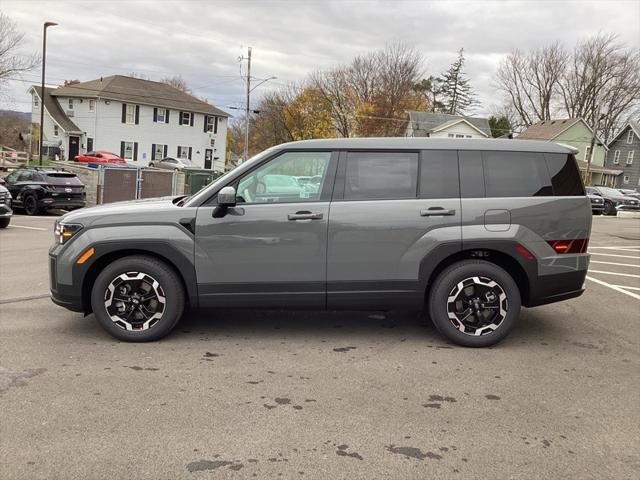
[[0, 183, 12, 228], [49, 139, 591, 347], [586, 186, 640, 215], [4, 168, 86, 215]]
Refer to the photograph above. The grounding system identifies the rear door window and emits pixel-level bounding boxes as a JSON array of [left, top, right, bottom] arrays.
[[419, 150, 459, 198], [344, 151, 418, 200], [483, 151, 552, 197], [545, 153, 585, 196]]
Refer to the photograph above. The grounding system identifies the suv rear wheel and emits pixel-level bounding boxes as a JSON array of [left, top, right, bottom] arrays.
[[428, 260, 521, 347], [90, 255, 185, 341], [23, 194, 41, 215]]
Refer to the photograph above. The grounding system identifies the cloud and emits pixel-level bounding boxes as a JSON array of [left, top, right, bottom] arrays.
[[2, 0, 638, 118]]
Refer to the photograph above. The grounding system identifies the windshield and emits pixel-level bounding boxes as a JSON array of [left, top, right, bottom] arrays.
[[597, 187, 624, 196]]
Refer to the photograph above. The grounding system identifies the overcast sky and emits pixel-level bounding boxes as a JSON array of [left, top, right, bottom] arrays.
[[2, 0, 639, 119]]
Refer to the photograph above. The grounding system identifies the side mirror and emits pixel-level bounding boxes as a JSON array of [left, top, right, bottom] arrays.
[[217, 186, 236, 207]]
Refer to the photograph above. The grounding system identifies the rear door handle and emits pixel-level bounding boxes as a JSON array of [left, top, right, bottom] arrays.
[[288, 211, 324, 221], [420, 207, 456, 216]]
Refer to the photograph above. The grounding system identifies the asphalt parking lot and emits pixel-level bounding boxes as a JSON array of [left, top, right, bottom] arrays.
[[1, 213, 639, 479]]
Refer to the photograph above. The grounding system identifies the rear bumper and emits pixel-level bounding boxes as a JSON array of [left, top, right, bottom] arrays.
[[40, 198, 85, 210], [525, 269, 588, 307]]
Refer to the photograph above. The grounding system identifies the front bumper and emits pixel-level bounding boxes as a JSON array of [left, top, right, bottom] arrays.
[[49, 254, 84, 312], [0, 203, 12, 217]]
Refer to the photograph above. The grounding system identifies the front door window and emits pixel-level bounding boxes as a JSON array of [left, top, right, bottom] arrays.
[[236, 151, 331, 204]]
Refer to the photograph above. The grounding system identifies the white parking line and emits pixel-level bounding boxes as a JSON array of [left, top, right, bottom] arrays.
[[591, 260, 640, 268], [590, 252, 640, 259], [586, 276, 640, 300], [7, 225, 48, 231], [588, 270, 640, 278], [590, 246, 640, 249], [613, 285, 640, 291]]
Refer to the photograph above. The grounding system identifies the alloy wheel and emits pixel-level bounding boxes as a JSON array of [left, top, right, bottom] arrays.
[[104, 272, 166, 331], [446, 276, 508, 336], [24, 195, 37, 215]]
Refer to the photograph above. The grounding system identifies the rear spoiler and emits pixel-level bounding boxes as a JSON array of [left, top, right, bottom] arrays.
[[556, 143, 579, 155]]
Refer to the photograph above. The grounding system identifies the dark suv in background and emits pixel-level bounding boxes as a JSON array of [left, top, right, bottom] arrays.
[[49, 138, 591, 347], [0, 183, 12, 228], [586, 186, 640, 215], [3, 168, 86, 215]]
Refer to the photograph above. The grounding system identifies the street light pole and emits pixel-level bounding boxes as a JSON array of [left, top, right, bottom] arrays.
[[39, 21, 58, 166], [243, 47, 252, 164]]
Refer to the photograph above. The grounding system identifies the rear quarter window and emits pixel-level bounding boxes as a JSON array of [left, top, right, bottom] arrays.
[[483, 151, 552, 197], [544, 153, 585, 196]]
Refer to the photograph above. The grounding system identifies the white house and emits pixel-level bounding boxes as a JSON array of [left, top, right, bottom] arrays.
[[405, 111, 491, 139], [30, 75, 229, 171]]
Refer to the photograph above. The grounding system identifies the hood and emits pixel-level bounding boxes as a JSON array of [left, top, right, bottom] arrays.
[[60, 196, 183, 226]]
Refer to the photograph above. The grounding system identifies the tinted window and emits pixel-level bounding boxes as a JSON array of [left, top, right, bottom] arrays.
[[344, 152, 418, 200], [45, 173, 82, 185], [419, 150, 459, 199], [459, 150, 485, 198], [545, 153, 584, 196], [483, 151, 552, 197]]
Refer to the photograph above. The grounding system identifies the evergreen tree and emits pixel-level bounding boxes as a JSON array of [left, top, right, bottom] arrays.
[[488, 115, 512, 138], [439, 48, 479, 115]]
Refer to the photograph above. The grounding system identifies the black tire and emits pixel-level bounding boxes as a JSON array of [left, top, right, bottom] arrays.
[[604, 202, 617, 216], [90, 255, 185, 342], [592, 211, 602, 215], [0, 217, 10, 228], [148, 162, 154, 168], [428, 260, 521, 348], [22, 194, 41, 216]]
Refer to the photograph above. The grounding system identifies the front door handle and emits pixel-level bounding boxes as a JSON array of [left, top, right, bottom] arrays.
[[420, 207, 456, 216], [288, 211, 323, 221]]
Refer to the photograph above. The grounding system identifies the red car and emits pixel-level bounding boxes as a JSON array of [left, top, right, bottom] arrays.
[[74, 151, 126, 164]]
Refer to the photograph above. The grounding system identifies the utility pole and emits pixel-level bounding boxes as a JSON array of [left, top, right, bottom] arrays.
[[39, 21, 58, 166], [243, 46, 252, 163]]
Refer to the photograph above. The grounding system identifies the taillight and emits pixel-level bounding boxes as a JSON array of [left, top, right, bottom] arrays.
[[515, 244, 535, 261], [547, 239, 589, 254]]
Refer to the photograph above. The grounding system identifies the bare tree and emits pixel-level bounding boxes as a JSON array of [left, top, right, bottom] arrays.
[[160, 75, 191, 94], [495, 42, 567, 128], [0, 13, 39, 91], [558, 33, 640, 142]]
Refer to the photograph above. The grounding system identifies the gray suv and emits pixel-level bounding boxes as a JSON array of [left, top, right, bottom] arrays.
[[49, 138, 591, 347]]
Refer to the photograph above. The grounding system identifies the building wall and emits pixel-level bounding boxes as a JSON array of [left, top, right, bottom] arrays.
[[605, 126, 640, 189], [430, 121, 486, 139], [30, 90, 65, 150], [554, 121, 606, 167]]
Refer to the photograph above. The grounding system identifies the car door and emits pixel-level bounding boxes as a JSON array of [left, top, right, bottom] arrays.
[[195, 150, 338, 308], [327, 149, 462, 309]]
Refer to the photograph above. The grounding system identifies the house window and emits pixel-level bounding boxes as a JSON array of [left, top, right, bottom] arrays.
[[53, 125, 59, 137], [68, 98, 73, 110], [613, 150, 620, 164], [628, 130, 634, 144], [206, 116, 215, 132], [177, 146, 190, 159], [627, 151, 634, 165], [455, 134, 464, 138], [89, 100, 95, 112], [584, 146, 592, 161], [123, 141, 134, 160], [447, 133, 455, 138], [623, 175, 630, 184], [154, 144, 165, 160], [157, 108, 166, 123], [34, 96, 39, 107], [181, 111, 192, 125], [126, 104, 136, 124], [210, 139, 215, 147]]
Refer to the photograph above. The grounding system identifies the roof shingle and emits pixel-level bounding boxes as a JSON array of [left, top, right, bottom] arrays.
[[32, 86, 81, 133]]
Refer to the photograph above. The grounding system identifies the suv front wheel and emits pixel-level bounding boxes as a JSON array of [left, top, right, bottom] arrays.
[[91, 255, 185, 341], [428, 260, 521, 347]]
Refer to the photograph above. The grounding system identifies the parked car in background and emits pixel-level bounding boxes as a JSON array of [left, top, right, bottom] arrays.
[[0, 183, 12, 228], [148, 157, 196, 171], [74, 151, 126, 165], [4, 168, 86, 215], [618, 189, 640, 201], [586, 186, 640, 215], [49, 138, 591, 348], [586, 189, 605, 215]]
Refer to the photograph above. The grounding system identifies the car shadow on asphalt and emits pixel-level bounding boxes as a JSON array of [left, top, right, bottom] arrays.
[[66, 307, 565, 348]]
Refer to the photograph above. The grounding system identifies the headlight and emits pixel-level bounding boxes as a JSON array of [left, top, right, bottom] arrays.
[[54, 222, 83, 244]]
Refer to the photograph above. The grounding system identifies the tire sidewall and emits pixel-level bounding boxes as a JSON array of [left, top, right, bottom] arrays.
[[90, 256, 185, 342], [23, 194, 38, 215], [0, 217, 9, 228], [429, 260, 521, 347]]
